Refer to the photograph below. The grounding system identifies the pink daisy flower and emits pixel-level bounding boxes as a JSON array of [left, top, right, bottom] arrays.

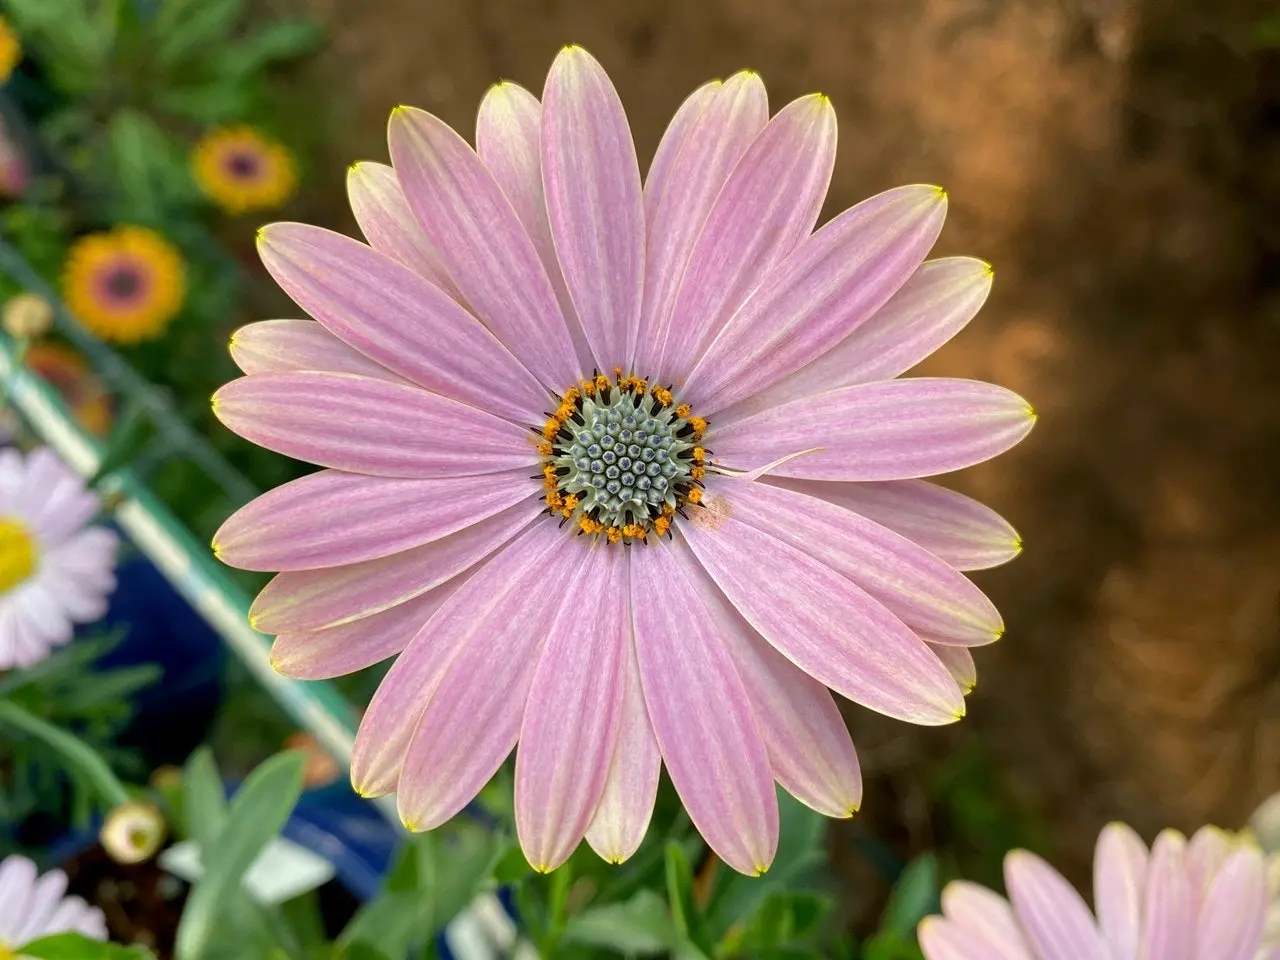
[[213, 46, 1033, 875], [919, 823, 1278, 960], [0, 854, 107, 951]]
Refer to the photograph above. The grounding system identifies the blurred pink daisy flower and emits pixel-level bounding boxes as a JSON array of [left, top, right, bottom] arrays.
[[0, 447, 118, 670], [213, 46, 1033, 874], [0, 854, 107, 950], [919, 823, 1278, 960]]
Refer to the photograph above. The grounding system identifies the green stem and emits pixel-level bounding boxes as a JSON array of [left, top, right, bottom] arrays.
[[542, 862, 574, 954], [0, 698, 131, 809]]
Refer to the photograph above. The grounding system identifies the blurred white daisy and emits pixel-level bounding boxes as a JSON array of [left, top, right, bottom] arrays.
[[0, 446, 117, 670], [0, 854, 107, 952]]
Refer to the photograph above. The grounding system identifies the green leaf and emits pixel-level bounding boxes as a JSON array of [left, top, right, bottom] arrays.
[[153, 82, 253, 125], [728, 892, 833, 953], [665, 841, 697, 940], [879, 854, 940, 938], [20, 932, 155, 959], [181, 746, 228, 848], [563, 890, 679, 956], [0, 699, 130, 809], [491, 840, 534, 885], [174, 750, 306, 960], [331, 943, 394, 960], [340, 823, 505, 955], [705, 790, 829, 939], [155, 0, 246, 66], [861, 929, 926, 960], [232, 18, 324, 70]]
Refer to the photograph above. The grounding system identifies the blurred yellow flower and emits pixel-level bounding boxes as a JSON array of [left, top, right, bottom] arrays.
[[0, 17, 20, 86], [63, 226, 186, 344], [192, 126, 298, 214]]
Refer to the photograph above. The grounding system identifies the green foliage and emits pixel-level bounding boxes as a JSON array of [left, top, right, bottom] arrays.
[[174, 749, 307, 959], [0, 632, 156, 843], [20, 932, 156, 959], [931, 737, 1049, 888], [339, 823, 512, 957], [860, 855, 939, 960], [6, 0, 321, 126], [563, 890, 682, 956]]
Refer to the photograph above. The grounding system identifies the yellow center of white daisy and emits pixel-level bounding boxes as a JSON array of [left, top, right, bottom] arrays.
[[537, 369, 708, 543], [0, 942, 16, 960], [0, 516, 37, 594]]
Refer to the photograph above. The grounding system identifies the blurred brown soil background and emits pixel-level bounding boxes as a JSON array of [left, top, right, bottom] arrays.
[[270, 0, 1280, 921]]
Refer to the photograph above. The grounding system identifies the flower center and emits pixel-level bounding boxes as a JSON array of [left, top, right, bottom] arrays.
[[225, 150, 261, 179], [538, 369, 707, 543], [0, 943, 15, 960], [0, 516, 37, 594], [105, 266, 142, 301]]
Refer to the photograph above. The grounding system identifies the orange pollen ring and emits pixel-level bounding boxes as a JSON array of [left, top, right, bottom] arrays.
[[534, 369, 709, 544]]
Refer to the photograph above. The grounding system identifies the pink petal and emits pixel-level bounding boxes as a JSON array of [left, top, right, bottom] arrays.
[[258, 223, 545, 421], [931, 643, 976, 692], [713, 378, 1036, 482], [728, 257, 993, 418], [685, 184, 947, 414], [475, 82, 593, 370], [516, 546, 629, 871], [388, 106, 580, 389], [643, 80, 718, 197], [396, 528, 587, 829], [270, 582, 463, 680], [697, 567, 862, 817], [1094, 822, 1149, 960], [213, 373, 537, 478], [681, 501, 964, 724], [767, 477, 1021, 571], [350, 523, 571, 798], [716, 476, 1002, 644], [541, 46, 645, 370], [1186, 826, 1233, 896], [230, 319, 409, 384], [346, 161, 464, 301], [635, 72, 769, 373], [1140, 831, 1192, 960], [1004, 850, 1109, 960], [630, 537, 778, 876], [1196, 847, 1267, 960], [584, 638, 661, 864], [940, 881, 1034, 960], [214, 468, 538, 572], [250, 499, 541, 632], [657, 94, 836, 383], [918, 916, 1034, 960]]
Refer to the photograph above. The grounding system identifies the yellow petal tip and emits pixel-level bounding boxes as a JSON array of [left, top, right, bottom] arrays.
[[981, 260, 995, 277]]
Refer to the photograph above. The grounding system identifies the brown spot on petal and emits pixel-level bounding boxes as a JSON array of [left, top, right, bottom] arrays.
[[691, 494, 732, 531]]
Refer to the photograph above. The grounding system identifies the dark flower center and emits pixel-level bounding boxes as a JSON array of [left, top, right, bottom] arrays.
[[226, 151, 261, 179], [538, 369, 709, 544], [105, 267, 142, 301]]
